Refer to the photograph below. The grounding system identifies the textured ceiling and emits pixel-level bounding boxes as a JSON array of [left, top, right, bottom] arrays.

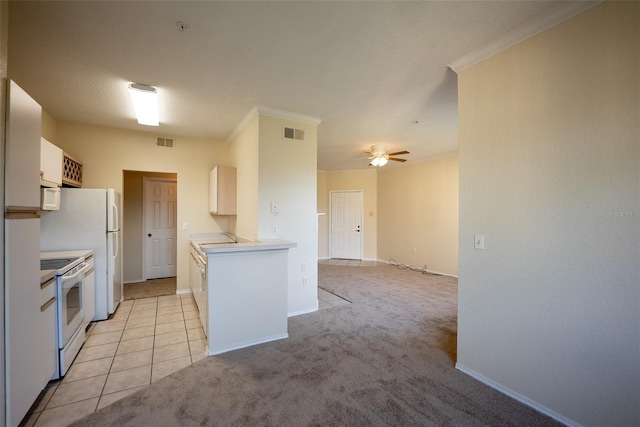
[[8, 1, 570, 170]]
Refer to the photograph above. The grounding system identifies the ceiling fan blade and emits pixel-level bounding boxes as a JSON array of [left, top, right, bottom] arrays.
[[388, 157, 407, 162], [387, 150, 409, 156]]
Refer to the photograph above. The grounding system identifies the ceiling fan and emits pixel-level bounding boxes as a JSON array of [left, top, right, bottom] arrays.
[[367, 144, 410, 167]]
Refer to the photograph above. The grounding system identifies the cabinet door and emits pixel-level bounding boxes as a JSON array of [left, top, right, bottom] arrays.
[[209, 166, 237, 215], [190, 250, 200, 303], [5, 218, 42, 427], [5, 80, 41, 208], [40, 138, 63, 187], [40, 277, 57, 382], [84, 257, 96, 323]]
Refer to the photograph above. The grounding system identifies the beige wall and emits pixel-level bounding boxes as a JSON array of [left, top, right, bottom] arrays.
[[456, 2, 639, 426], [377, 156, 458, 276], [318, 169, 378, 260], [41, 110, 57, 143], [122, 171, 177, 282], [55, 122, 230, 291], [229, 115, 259, 240]]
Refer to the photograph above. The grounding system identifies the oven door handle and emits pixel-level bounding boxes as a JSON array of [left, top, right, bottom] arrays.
[[61, 262, 89, 284]]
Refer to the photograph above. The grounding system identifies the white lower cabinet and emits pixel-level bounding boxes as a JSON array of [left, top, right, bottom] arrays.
[[83, 255, 96, 325], [190, 245, 208, 336], [40, 276, 57, 382]]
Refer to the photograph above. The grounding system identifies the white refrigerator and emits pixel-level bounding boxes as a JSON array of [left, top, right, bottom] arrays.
[[40, 188, 122, 320]]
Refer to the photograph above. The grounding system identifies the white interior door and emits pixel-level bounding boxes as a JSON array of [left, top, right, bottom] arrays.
[[144, 178, 177, 279], [330, 191, 363, 260]]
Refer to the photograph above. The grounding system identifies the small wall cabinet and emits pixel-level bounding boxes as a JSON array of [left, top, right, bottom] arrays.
[[209, 166, 237, 215], [40, 138, 63, 187]]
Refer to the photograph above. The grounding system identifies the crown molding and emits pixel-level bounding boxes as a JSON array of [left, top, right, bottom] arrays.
[[254, 105, 323, 126], [226, 106, 322, 143], [447, 1, 603, 73], [226, 107, 260, 143]]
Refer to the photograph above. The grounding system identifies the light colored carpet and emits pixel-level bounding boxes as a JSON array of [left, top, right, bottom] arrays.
[[123, 277, 177, 300], [72, 263, 560, 426]]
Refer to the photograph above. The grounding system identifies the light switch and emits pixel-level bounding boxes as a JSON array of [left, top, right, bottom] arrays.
[[474, 234, 485, 250], [182, 222, 188, 231], [271, 201, 279, 213]]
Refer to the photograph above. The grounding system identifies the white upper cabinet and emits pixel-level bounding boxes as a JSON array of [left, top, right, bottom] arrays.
[[209, 166, 237, 215], [40, 137, 63, 187], [5, 80, 42, 208]]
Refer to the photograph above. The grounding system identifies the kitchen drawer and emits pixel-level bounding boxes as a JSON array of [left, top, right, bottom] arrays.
[[40, 276, 55, 306], [85, 254, 95, 268]]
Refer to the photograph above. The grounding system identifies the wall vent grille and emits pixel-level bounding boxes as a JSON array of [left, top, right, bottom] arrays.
[[283, 126, 305, 141], [156, 137, 174, 148]]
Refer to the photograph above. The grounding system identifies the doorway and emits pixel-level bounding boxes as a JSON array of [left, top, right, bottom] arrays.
[[122, 171, 177, 286], [330, 190, 363, 260], [143, 177, 177, 279]]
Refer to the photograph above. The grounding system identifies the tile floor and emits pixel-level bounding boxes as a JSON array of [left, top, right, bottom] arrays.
[[23, 293, 207, 427], [318, 258, 378, 267]]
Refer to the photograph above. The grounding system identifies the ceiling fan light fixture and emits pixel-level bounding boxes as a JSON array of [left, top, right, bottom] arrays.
[[128, 83, 159, 126], [370, 153, 388, 167]]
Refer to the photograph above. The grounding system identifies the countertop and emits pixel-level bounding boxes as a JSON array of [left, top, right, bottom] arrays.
[[40, 249, 95, 284], [191, 233, 296, 255]]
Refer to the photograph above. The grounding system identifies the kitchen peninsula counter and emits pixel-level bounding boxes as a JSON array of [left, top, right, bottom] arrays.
[[189, 234, 296, 356], [191, 235, 296, 255]]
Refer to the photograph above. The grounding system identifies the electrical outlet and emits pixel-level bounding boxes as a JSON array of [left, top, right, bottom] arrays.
[[272, 225, 278, 235], [303, 277, 308, 286], [474, 234, 485, 250]]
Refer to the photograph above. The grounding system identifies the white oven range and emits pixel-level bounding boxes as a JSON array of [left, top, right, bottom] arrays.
[[41, 256, 89, 379]]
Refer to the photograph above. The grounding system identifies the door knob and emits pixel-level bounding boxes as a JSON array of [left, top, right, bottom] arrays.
[[148, 233, 152, 237]]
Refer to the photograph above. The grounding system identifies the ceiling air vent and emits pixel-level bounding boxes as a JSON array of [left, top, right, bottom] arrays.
[[156, 137, 174, 148], [283, 126, 305, 141]]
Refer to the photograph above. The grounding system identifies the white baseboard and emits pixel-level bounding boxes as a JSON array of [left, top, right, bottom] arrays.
[[209, 333, 289, 356], [288, 304, 318, 318], [123, 279, 144, 285], [376, 259, 459, 279], [176, 288, 192, 295], [455, 363, 581, 427]]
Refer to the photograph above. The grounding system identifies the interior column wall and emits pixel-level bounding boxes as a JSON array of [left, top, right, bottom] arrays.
[[456, 2, 639, 425]]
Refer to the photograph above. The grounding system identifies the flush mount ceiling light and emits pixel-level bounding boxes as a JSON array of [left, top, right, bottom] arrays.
[[128, 83, 159, 126]]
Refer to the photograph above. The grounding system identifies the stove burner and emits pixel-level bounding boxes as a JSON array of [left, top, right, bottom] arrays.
[[41, 258, 81, 272]]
